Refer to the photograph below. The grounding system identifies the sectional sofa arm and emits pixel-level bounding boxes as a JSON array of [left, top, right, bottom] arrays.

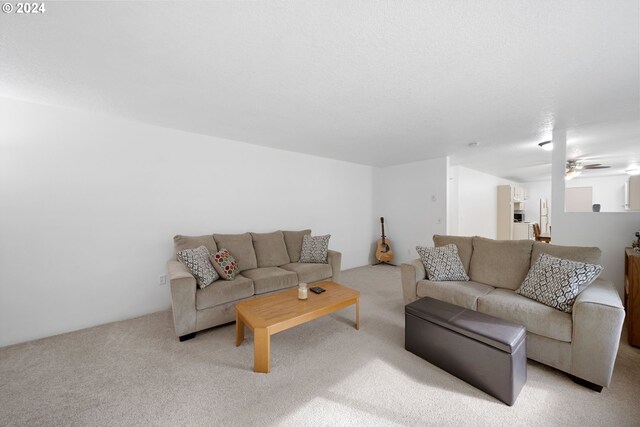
[[571, 278, 625, 387], [327, 249, 342, 283], [574, 278, 624, 309], [167, 260, 198, 338], [400, 259, 426, 305]]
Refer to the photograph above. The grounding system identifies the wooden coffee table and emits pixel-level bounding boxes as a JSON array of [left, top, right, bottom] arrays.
[[235, 281, 360, 373]]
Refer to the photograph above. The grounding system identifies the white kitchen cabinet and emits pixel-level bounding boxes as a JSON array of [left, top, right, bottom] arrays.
[[513, 222, 534, 240], [497, 184, 531, 240], [513, 186, 528, 202]]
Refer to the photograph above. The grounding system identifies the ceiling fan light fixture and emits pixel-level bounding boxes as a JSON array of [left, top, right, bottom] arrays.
[[565, 170, 581, 180], [538, 141, 553, 151], [626, 168, 640, 176]]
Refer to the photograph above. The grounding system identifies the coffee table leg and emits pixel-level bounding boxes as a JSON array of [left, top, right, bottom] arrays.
[[235, 311, 244, 346], [355, 297, 360, 330], [254, 328, 270, 373]]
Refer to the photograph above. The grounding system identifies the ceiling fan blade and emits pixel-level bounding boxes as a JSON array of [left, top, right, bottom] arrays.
[[566, 160, 611, 172]]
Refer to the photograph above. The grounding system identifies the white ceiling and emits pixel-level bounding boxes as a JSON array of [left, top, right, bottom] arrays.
[[1, 1, 638, 181]]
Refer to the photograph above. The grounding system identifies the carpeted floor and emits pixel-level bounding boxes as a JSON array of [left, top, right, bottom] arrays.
[[1, 265, 639, 426]]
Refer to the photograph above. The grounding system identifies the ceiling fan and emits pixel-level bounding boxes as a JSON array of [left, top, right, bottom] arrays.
[[565, 159, 610, 179]]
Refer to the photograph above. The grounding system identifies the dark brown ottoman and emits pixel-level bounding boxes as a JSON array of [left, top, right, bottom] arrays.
[[405, 297, 526, 406]]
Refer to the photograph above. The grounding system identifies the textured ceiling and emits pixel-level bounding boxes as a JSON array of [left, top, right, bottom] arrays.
[[1, 1, 638, 181]]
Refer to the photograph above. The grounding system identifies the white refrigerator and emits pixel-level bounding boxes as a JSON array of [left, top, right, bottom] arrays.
[[540, 199, 550, 233]]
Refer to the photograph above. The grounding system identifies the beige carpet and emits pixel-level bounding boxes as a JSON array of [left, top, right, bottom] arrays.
[[1, 265, 639, 426]]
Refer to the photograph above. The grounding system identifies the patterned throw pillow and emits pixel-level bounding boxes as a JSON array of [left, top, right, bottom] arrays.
[[176, 245, 219, 289], [516, 253, 603, 313], [416, 244, 469, 281], [299, 234, 331, 264], [211, 248, 240, 280]]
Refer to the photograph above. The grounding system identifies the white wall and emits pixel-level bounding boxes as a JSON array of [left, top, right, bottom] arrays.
[[523, 180, 552, 227], [551, 130, 640, 297], [566, 175, 628, 212], [448, 165, 517, 239], [447, 165, 459, 235], [374, 157, 448, 265], [0, 98, 375, 347]]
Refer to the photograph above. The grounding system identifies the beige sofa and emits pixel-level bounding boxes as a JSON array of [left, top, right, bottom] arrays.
[[401, 235, 625, 390], [167, 230, 341, 341]]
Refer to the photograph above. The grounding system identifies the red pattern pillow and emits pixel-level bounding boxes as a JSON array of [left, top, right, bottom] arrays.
[[211, 248, 239, 280]]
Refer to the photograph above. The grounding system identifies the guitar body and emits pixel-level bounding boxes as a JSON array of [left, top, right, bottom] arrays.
[[376, 238, 394, 262], [375, 217, 394, 263]]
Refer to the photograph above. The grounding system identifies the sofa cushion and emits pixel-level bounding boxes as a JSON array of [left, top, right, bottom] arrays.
[[530, 241, 601, 268], [241, 267, 298, 294], [281, 262, 333, 284], [173, 234, 217, 256], [196, 275, 254, 310], [516, 253, 603, 313], [251, 231, 290, 267], [477, 288, 572, 342], [469, 237, 533, 290], [433, 235, 474, 274], [416, 244, 469, 281], [283, 229, 312, 263], [300, 234, 330, 263], [176, 246, 219, 289], [211, 248, 240, 280], [213, 233, 257, 272], [416, 280, 494, 310]]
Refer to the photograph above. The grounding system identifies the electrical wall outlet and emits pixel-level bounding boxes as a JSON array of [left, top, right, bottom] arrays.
[[159, 274, 167, 286]]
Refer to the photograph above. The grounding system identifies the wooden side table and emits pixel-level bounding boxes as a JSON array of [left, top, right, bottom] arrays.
[[625, 248, 640, 347]]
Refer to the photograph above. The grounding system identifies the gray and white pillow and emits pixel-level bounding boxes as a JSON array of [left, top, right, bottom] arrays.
[[176, 245, 219, 289], [516, 253, 603, 313], [416, 244, 469, 281], [300, 234, 331, 264]]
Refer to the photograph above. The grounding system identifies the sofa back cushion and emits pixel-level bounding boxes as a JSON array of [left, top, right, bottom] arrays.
[[530, 241, 601, 267], [282, 229, 312, 263], [433, 235, 474, 273], [469, 237, 533, 290], [251, 231, 290, 267], [213, 233, 257, 272], [173, 235, 217, 256]]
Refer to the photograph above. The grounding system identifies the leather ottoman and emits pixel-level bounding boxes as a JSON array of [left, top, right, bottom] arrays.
[[405, 297, 527, 406]]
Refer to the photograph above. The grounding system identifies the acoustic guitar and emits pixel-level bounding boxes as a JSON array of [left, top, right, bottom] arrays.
[[375, 217, 394, 263]]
